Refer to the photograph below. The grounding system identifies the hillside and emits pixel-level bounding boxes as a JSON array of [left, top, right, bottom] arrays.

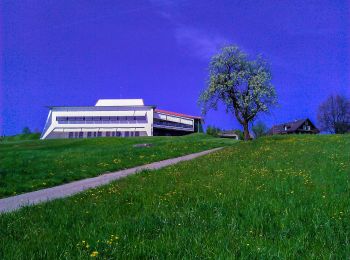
[[0, 134, 235, 198], [1, 134, 350, 258]]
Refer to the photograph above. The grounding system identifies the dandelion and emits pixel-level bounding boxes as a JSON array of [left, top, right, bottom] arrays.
[[90, 251, 98, 257]]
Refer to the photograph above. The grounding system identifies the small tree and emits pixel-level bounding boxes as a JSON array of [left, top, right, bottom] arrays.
[[252, 121, 268, 138], [206, 125, 221, 137], [317, 95, 350, 134], [22, 127, 31, 135], [199, 45, 277, 141]]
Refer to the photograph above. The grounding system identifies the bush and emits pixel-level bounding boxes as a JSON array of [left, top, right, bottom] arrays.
[[252, 121, 268, 138], [206, 125, 221, 137], [22, 127, 31, 135]]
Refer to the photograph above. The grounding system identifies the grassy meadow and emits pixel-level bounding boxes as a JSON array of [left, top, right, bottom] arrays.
[[1, 134, 349, 258], [0, 134, 235, 198]]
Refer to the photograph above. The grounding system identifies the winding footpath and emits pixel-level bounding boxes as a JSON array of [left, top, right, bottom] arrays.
[[0, 147, 222, 213]]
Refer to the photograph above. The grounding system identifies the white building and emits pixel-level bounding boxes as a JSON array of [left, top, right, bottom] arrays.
[[41, 99, 203, 139]]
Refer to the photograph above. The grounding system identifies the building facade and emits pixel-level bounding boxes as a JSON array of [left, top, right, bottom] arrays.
[[41, 99, 203, 139]]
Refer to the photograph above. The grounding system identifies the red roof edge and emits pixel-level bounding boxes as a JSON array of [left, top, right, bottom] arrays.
[[154, 109, 203, 120]]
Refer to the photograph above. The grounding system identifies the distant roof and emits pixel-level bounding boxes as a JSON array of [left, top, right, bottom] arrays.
[[269, 118, 319, 134], [155, 109, 203, 119], [95, 99, 144, 106]]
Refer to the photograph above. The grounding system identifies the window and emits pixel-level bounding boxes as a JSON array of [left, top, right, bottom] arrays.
[[101, 116, 110, 124], [125, 132, 129, 137], [106, 132, 110, 137], [110, 116, 118, 123], [79, 132, 83, 138], [57, 117, 68, 124], [97, 132, 102, 137], [135, 131, 140, 137], [68, 132, 73, 138], [116, 131, 121, 137], [56, 115, 148, 124], [76, 117, 85, 124], [74, 132, 79, 138], [112, 132, 115, 137], [85, 117, 94, 123], [87, 132, 92, 138], [303, 125, 311, 131], [153, 119, 193, 129], [119, 117, 128, 124], [135, 116, 147, 122], [94, 117, 102, 123]]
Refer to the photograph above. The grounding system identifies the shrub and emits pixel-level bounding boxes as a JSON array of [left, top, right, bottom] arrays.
[[206, 125, 221, 137]]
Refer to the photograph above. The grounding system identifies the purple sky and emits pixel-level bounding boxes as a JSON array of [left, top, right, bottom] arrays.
[[1, 0, 349, 135]]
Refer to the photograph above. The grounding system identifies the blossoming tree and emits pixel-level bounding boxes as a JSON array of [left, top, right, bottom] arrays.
[[199, 46, 277, 140]]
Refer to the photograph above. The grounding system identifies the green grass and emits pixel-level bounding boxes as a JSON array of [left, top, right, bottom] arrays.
[[1, 134, 350, 259], [0, 134, 235, 198]]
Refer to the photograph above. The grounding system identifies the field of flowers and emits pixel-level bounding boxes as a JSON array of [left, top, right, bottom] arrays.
[[0, 134, 235, 198], [1, 134, 349, 258]]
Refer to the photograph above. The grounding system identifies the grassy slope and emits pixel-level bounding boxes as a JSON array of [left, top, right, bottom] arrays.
[[1, 135, 350, 259], [0, 134, 235, 198]]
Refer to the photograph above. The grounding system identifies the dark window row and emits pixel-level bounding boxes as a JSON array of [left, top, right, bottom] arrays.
[[57, 116, 147, 124], [68, 131, 141, 138], [153, 119, 193, 129]]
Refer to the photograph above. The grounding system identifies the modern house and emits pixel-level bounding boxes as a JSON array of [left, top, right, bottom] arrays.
[[268, 118, 320, 135], [41, 99, 203, 139]]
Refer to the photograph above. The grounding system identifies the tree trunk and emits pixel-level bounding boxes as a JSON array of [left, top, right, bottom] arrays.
[[243, 121, 251, 141]]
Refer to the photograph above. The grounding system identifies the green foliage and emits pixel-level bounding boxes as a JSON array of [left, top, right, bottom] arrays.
[[1, 135, 349, 258], [1, 133, 41, 142], [206, 125, 221, 137], [22, 127, 31, 135], [199, 45, 277, 140], [0, 134, 236, 198], [252, 121, 268, 138]]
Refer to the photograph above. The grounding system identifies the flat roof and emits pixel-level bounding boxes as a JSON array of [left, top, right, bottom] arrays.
[[95, 99, 144, 106], [47, 105, 155, 109]]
